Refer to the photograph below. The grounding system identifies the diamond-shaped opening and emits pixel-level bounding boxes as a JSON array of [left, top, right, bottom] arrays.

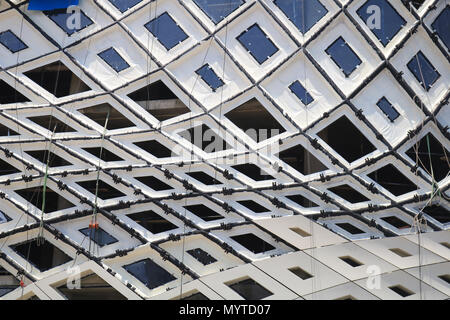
[[24, 61, 90, 98], [0, 266, 19, 297], [127, 210, 178, 234], [277, 144, 327, 175], [0, 158, 20, 176], [232, 163, 275, 181], [57, 273, 127, 300], [0, 80, 30, 104], [227, 277, 273, 300], [405, 133, 449, 181], [438, 274, 450, 285], [186, 171, 221, 185], [407, 51, 440, 91], [25, 150, 72, 167], [193, 0, 243, 24], [422, 205, 450, 224], [179, 124, 231, 153], [328, 184, 370, 203], [286, 194, 318, 208], [274, 0, 328, 34], [0, 123, 18, 136], [335, 223, 365, 235], [381, 216, 411, 229], [182, 291, 209, 300], [225, 98, 286, 142], [288, 266, 313, 280], [403, 0, 425, 10], [79, 227, 118, 247], [128, 80, 190, 121], [317, 116, 376, 163], [186, 248, 217, 266], [237, 200, 270, 213], [79, 104, 135, 130], [357, 0, 406, 46], [134, 139, 174, 158], [15, 186, 75, 213], [230, 233, 275, 254], [183, 204, 224, 222], [135, 176, 173, 191], [123, 258, 176, 290], [389, 248, 412, 257], [76, 180, 126, 200], [431, 6, 449, 50], [11, 238, 71, 272], [389, 285, 414, 297], [82, 147, 124, 162], [339, 255, 363, 267], [368, 164, 417, 196], [28, 115, 76, 133]]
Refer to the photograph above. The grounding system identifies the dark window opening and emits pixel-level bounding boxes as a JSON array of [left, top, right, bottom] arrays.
[[389, 285, 414, 297], [0, 210, 11, 224], [405, 133, 449, 181], [123, 258, 176, 289], [25, 150, 72, 167], [79, 227, 118, 247], [82, 147, 124, 162], [381, 216, 411, 229], [127, 210, 177, 234], [357, 0, 406, 46], [289, 80, 314, 105], [144, 12, 188, 50], [407, 51, 440, 91], [328, 184, 370, 203], [196, 64, 224, 91], [183, 204, 224, 222], [231, 163, 275, 181], [274, 0, 328, 34], [134, 140, 174, 158], [317, 116, 376, 163], [230, 233, 275, 254], [289, 227, 311, 237], [0, 80, 30, 104], [389, 248, 412, 257], [186, 248, 217, 265], [237, 200, 270, 213], [325, 37, 362, 77], [438, 274, 450, 284], [376, 97, 400, 122], [225, 98, 286, 142], [128, 80, 190, 122], [179, 124, 231, 153], [0, 158, 20, 176], [0, 30, 28, 53], [15, 186, 75, 213], [402, 0, 425, 10], [44, 9, 93, 35], [24, 61, 90, 97], [368, 164, 417, 196], [286, 194, 318, 208], [108, 0, 143, 13], [421, 205, 450, 224], [335, 222, 365, 235], [79, 103, 135, 130], [440, 242, 450, 250], [98, 47, 130, 73], [228, 278, 273, 300], [0, 123, 18, 136], [76, 180, 126, 200], [237, 24, 279, 64], [57, 273, 127, 300], [277, 144, 327, 175], [431, 6, 449, 51], [339, 256, 363, 267], [182, 291, 209, 300], [186, 171, 222, 185], [288, 266, 313, 280], [193, 0, 243, 24], [28, 115, 76, 133], [11, 238, 72, 272], [135, 176, 174, 191], [335, 295, 356, 300]]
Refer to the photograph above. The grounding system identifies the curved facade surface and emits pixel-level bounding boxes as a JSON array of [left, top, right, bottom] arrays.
[[0, 0, 448, 300]]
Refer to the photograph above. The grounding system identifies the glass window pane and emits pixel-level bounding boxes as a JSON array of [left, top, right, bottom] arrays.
[[376, 97, 400, 121], [186, 248, 217, 265], [325, 37, 362, 77], [289, 80, 314, 105], [44, 9, 93, 35], [228, 278, 273, 300], [274, 0, 328, 34], [431, 6, 449, 51], [123, 259, 176, 289], [98, 47, 130, 72], [407, 51, 440, 91], [108, 0, 142, 13], [0, 30, 28, 53], [145, 12, 188, 50], [79, 227, 118, 247], [237, 24, 279, 64], [196, 64, 225, 91], [193, 0, 243, 24]]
